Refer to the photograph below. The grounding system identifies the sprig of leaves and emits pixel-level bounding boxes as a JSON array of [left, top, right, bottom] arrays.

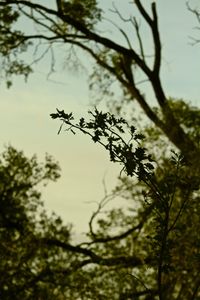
[[51, 108, 154, 179]]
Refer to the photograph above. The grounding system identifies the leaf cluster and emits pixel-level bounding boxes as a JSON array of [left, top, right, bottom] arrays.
[[0, 146, 72, 299], [62, 0, 102, 29], [51, 108, 154, 178], [0, 5, 32, 87]]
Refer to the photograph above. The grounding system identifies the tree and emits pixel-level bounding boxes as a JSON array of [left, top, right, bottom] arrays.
[[0, 1, 199, 162], [51, 103, 200, 300], [1, 113, 199, 299], [0, 145, 70, 299], [0, 1, 200, 299]]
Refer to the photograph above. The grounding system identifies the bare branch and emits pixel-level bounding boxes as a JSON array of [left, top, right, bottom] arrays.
[[85, 202, 154, 245], [134, 0, 153, 26], [187, 2, 200, 23], [88, 192, 117, 239], [104, 17, 133, 50], [132, 17, 146, 61], [151, 2, 162, 74], [110, 2, 132, 23], [66, 41, 164, 131]]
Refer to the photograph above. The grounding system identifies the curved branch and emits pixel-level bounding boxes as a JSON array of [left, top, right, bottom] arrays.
[[134, 0, 153, 26], [41, 237, 145, 268], [87, 202, 154, 244], [62, 38, 165, 131], [151, 2, 162, 74], [132, 17, 146, 61]]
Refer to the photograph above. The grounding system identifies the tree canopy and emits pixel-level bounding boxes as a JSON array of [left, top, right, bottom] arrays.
[[0, 1, 200, 299]]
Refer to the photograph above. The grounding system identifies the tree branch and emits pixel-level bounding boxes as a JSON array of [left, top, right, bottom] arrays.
[[134, 0, 153, 26], [151, 2, 162, 74], [87, 202, 154, 244], [41, 238, 145, 268], [0, 0, 152, 78]]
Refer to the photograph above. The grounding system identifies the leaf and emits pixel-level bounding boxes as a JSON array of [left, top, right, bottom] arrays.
[[135, 147, 146, 160], [50, 113, 59, 119], [130, 125, 136, 134], [134, 134, 145, 140], [6, 80, 12, 88]]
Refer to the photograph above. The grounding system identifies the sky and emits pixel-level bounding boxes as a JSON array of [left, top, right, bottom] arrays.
[[0, 1, 200, 237]]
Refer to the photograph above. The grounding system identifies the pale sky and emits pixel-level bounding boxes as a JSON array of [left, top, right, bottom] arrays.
[[0, 1, 200, 236]]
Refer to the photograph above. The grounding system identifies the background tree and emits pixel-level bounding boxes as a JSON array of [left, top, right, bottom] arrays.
[[0, 145, 69, 299], [0, 0, 199, 163], [1, 105, 199, 299], [51, 103, 200, 300], [0, 1, 200, 299]]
